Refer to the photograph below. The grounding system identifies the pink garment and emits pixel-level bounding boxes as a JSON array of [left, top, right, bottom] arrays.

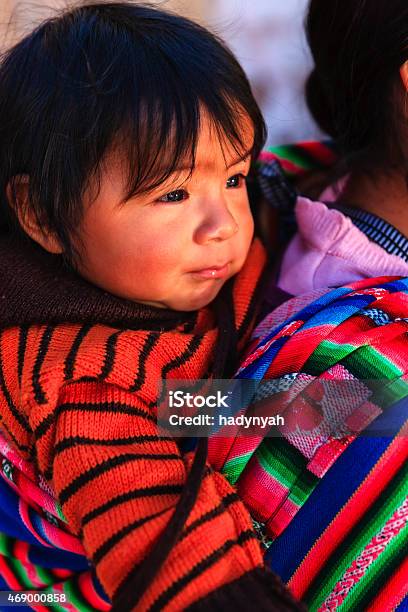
[[278, 196, 408, 295]]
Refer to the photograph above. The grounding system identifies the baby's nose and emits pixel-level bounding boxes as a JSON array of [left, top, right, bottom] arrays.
[[194, 200, 238, 244]]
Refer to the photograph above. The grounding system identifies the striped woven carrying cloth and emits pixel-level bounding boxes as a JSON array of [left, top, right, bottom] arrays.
[[208, 275, 408, 611], [0, 428, 110, 611], [257, 140, 337, 178]]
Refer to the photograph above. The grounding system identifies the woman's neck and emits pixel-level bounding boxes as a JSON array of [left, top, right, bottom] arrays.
[[341, 169, 408, 237]]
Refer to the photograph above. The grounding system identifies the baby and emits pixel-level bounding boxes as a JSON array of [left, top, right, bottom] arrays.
[[0, 2, 301, 611]]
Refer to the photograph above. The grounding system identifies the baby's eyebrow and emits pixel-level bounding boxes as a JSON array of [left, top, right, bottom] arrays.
[[225, 152, 251, 169], [172, 150, 252, 174]]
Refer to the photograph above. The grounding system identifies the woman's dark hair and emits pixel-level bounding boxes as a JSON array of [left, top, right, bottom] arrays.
[[305, 0, 408, 174], [0, 1, 266, 263]]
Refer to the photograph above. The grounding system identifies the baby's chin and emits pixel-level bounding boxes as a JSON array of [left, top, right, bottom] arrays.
[[163, 277, 234, 312], [172, 259, 249, 311], [166, 288, 225, 312]]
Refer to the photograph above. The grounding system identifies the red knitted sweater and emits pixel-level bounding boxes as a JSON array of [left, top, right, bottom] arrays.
[[0, 235, 301, 611]]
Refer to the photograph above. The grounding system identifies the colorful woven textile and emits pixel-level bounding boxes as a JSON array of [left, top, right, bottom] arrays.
[[0, 428, 111, 611], [208, 275, 408, 611], [254, 140, 338, 251], [258, 141, 337, 179]]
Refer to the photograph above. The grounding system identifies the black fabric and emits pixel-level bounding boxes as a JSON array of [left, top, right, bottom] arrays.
[[258, 277, 293, 322], [0, 234, 193, 331], [187, 567, 305, 612]]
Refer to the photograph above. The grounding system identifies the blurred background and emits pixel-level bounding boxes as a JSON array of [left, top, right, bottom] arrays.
[[0, 0, 320, 145]]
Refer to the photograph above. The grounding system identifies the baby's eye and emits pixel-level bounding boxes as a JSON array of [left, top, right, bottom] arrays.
[[226, 173, 246, 188], [157, 189, 188, 203]]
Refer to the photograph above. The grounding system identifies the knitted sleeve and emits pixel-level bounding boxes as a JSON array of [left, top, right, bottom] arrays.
[[35, 378, 301, 611]]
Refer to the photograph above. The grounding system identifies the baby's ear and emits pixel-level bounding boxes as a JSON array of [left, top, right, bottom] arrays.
[[6, 175, 63, 254], [400, 61, 408, 92]]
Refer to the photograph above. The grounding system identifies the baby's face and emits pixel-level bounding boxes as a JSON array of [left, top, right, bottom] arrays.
[[75, 115, 254, 311]]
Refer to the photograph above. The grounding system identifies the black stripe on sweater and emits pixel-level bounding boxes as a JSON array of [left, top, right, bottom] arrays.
[[148, 530, 259, 612], [92, 507, 171, 565], [37, 406, 163, 479], [81, 484, 184, 527], [54, 434, 173, 454], [58, 452, 181, 505], [17, 325, 28, 386], [64, 323, 93, 381], [57, 401, 156, 421], [98, 330, 122, 380], [0, 333, 31, 432], [178, 492, 239, 543], [149, 334, 204, 408], [0, 420, 30, 453], [81, 466, 212, 529], [35, 400, 157, 453], [161, 334, 204, 376], [32, 325, 55, 404], [33, 411, 55, 441], [34, 395, 158, 444], [128, 332, 160, 393]]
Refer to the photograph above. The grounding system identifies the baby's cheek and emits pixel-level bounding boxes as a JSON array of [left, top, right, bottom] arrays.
[[129, 241, 180, 290], [138, 239, 178, 271]]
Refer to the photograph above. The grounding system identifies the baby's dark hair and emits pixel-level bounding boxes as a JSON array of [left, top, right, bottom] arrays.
[[305, 0, 408, 175], [0, 1, 266, 263]]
